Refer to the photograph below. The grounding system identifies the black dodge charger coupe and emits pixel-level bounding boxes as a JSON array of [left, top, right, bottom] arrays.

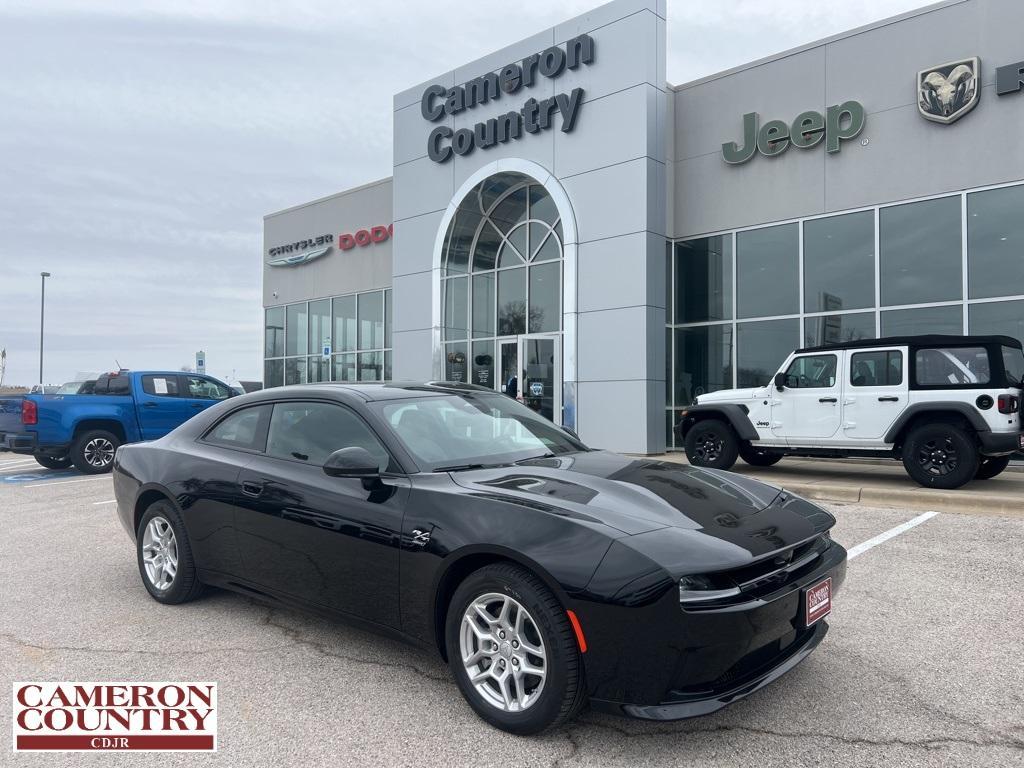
[[113, 382, 847, 734]]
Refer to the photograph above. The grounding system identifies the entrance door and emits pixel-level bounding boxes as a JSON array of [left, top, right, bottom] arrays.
[[518, 334, 561, 423], [497, 340, 519, 399]]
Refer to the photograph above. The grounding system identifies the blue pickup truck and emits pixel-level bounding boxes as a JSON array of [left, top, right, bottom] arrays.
[[0, 370, 235, 473]]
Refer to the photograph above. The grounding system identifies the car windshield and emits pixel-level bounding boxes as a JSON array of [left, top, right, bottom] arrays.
[[376, 393, 586, 471], [1003, 345, 1024, 386], [56, 381, 83, 394]]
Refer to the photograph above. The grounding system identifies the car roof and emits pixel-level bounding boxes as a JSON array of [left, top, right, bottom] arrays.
[[238, 381, 495, 403], [796, 334, 1022, 354]]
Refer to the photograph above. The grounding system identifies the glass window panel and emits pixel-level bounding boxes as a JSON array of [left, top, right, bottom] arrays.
[[915, 347, 989, 386], [666, 410, 675, 451], [782, 354, 838, 388], [443, 277, 468, 340], [803, 211, 875, 312], [676, 235, 733, 323], [444, 342, 468, 383], [880, 197, 961, 305], [490, 185, 527, 233], [333, 295, 357, 352], [665, 327, 673, 407], [384, 289, 392, 349], [472, 273, 495, 338], [665, 243, 673, 325], [508, 223, 528, 261], [527, 223, 547, 258], [497, 267, 527, 336], [970, 299, 1024, 346], [205, 405, 270, 451], [529, 185, 559, 226], [968, 185, 1024, 299], [479, 175, 516, 214], [285, 303, 308, 356], [497, 240, 524, 268], [737, 319, 799, 387], [673, 324, 734, 406], [358, 351, 382, 381], [384, 351, 393, 381], [804, 311, 876, 347], [333, 353, 357, 382], [441, 206, 480, 275], [307, 355, 331, 383], [358, 291, 384, 350], [284, 356, 307, 385], [850, 351, 903, 387], [737, 224, 798, 318], [471, 340, 495, 388], [266, 402, 389, 469], [881, 304, 962, 335], [473, 220, 502, 271], [264, 307, 284, 358], [308, 299, 331, 355], [529, 261, 560, 333], [533, 230, 559, 263], [264, 358, 284, 389]]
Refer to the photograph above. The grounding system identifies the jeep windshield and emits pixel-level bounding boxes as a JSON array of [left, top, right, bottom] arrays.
[[375, 393, 586, 471]]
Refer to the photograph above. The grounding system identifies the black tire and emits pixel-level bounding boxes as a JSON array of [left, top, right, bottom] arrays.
[[33, 453, 72, 470], [738, 444, 783, 467], [683, 419, 739, 470], [136, 500, 204, 605], [70, 429, 120, 474], [901, 423, 979, 489], [445, 563, 586, 735], [976, 455, 1011, 480]]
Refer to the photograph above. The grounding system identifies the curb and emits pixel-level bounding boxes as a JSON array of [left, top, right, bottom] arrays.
[[778, 480, 1023, 517]]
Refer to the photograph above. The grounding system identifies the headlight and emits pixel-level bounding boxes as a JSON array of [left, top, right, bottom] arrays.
[[679, 574, 740, 604]]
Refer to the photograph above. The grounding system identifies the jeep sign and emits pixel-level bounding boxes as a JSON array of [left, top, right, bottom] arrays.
[[722, 101, 866, 164]]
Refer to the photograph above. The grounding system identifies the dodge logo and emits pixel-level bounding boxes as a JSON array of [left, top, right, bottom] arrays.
[[918, 57, 980, 124]]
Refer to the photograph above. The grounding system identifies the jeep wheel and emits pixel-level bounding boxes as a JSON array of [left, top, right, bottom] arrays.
[[902, 424, 979, 489], [684, 420, 739, 470], [976, 455, 1011, 480], [739, 444, 783, 467]]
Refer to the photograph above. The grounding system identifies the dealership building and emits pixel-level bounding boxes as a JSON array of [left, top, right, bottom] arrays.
[[263, 0, 1024, 453]]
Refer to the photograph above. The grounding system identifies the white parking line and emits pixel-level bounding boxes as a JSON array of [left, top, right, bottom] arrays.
[[847, 511, 939, 560], [0, 459, 38, 468], [92, 500, 117, 505], [23, 477, 111, 489]]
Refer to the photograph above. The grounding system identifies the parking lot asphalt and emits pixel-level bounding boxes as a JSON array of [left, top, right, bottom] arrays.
[[1, 454, 1023, 767]]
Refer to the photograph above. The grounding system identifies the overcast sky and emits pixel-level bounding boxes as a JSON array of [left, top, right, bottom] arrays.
[[0, 0, 933, 386]]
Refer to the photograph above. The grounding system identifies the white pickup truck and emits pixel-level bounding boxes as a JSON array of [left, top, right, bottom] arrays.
[[676, 335, 1024, 489]]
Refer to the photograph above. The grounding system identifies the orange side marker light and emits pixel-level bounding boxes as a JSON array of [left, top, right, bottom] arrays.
[[566, 610, 587, 653]]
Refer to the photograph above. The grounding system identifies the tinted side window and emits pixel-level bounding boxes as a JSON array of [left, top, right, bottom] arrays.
[[97, 376, 131, 395], [914, 347, 990, 386], [850, 351, 903, 387], [1002, 346, 1024, 386], [184, 376, 231, 401], [266, 402, 390, 468], [142, 375, 179, 397], [783, 354, 837, 388], [204, 405, 270, 451]]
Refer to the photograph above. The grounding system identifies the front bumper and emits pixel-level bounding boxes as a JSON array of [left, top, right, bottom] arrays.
[[0, 431, 37, 453]]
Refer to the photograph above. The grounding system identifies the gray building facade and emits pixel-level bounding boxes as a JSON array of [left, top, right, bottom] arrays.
[[263, 0, 1024, 454]]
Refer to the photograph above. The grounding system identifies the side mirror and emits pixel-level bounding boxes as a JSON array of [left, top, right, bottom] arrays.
[[561, 424, 581, 440], [773, 372, 786, 392], [323, 447, 381, 478]]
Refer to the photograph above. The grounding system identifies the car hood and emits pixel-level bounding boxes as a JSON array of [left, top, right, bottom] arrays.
[[695, 387, 766, 403], [449, 451, 832, 555]]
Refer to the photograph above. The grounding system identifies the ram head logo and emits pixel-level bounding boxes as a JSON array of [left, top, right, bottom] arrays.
[[918, 58, 980, 124]]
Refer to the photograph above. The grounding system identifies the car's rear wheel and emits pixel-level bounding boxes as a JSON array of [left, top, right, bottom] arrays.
[[136, 500, 204, 604], [902, 423, 979, 489], [739, 444, 783, 467], [684, 420, 739, 470], [975, 455, 1011, 480], [70, 430, 120, 474], [446, 563, 585, 735], [33, 452, 72, 470]]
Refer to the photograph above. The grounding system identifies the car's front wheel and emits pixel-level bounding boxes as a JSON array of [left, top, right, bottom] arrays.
[[136, 500, 204, 604], [33, 452, 72, 470], [976, 455, 1011, 480], [70, 429, 120, 474], [684, 420, 739, 470], [446, 563, 585, 735], [902, 423, 979, 489]]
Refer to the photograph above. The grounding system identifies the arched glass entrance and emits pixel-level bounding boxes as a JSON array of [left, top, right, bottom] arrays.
[[440, 172, 563, 421]]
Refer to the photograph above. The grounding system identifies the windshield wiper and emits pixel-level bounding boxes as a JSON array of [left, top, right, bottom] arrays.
[[432, 462, 507, 473], [514, 452, 557, 463]]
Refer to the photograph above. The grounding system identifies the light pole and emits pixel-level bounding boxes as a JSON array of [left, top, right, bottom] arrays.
[[39, 272, 51, 385]]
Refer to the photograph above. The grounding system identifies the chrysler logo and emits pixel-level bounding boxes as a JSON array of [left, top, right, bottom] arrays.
[[918, 57, 980, 124], [267, 245, 331, 268]]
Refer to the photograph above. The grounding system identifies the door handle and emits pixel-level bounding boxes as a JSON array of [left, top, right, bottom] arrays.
[[142, 402, 158, 408], [819, 397, 838, 403], [878, 396, 900, 402], [240, 481, 263, 497]]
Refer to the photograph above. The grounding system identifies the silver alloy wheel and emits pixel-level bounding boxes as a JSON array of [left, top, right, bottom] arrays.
[[83, 437, 115, 468], [459, 592, 547, 712], [141, 516, 178, 591]]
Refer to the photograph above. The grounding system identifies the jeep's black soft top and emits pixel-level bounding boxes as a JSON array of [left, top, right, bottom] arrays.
[[796, 334, 1022, 355]]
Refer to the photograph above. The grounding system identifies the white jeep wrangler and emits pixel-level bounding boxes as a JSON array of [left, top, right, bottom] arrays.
[[676, 335, 1024, 489]]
